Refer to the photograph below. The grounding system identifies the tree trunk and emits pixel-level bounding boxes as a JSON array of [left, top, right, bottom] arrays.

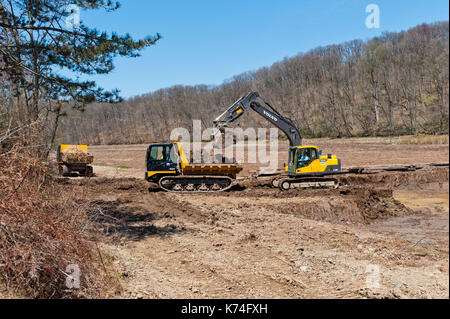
[[45, 102, 62, 159]]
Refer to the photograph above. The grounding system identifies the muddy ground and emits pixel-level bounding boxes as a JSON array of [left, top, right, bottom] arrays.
[[59, 138, 449, 299]]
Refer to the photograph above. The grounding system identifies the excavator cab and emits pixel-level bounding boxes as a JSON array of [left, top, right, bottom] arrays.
[[286, 146, 341, 176]]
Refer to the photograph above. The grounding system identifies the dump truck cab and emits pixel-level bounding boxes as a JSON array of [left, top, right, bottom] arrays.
[[145, 143, 181, 182], [286, 146, 341, 176]]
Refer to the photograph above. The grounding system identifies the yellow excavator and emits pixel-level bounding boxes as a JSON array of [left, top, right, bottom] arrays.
[[214, 91, 341, 190]]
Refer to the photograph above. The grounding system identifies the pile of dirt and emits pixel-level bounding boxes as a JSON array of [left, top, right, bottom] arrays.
[[235, 167, 449, 199], [60, 148, 93, 164], [337, 167, 449, 188], [263, 187, 411, 225]]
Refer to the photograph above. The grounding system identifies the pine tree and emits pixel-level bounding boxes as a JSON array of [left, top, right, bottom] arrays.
[[0, 0, 161, 153]]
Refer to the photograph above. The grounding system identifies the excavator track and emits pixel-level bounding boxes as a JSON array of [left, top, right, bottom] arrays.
[[159, 175, 234, 193], [273, 177, 339, 191]]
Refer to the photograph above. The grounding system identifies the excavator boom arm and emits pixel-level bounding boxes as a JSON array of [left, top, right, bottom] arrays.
[[214, 91, 302, 146]]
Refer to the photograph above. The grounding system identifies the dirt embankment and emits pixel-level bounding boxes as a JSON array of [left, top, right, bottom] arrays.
[[337, 167, 449, 189], [222, 167, 449, 225], [59, 167, 448, 230]]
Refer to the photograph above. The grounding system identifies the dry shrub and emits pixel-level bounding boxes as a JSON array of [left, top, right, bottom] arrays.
[[0, 154, 111, 298], [395, 135, 449, 145]]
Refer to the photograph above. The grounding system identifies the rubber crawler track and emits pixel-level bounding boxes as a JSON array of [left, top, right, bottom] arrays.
[[159, 175, 234, 193], [274, 177, 339, 191]]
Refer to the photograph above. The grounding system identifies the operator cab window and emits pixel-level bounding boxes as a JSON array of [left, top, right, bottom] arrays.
[[289, 148, 296, 167], [310, 148, 318, 160], [148, 145, 172, 162], [296, 148, 317, 168]]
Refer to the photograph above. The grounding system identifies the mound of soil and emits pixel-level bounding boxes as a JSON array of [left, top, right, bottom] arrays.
[[59, 168, 447, 227], [337, 167, 449, 188], [263, 187, 411, 225]]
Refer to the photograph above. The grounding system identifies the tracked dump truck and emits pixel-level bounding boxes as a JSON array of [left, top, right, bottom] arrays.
[[57, 144, 94, 177], [214, 91, 341, 190], [145, 142, 242, 193]]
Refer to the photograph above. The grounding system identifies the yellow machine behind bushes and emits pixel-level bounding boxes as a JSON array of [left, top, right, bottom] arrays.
[[57, 144, 94, 177]]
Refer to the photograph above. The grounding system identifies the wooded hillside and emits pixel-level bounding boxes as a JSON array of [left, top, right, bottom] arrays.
[[58, 22, 449, 145]]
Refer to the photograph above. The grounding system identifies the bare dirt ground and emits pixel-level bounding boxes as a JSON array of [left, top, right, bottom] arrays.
[[59, 137, 449, 299]]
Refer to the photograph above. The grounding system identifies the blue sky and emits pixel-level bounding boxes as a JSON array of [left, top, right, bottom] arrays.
[[79, 0, 449, 98]]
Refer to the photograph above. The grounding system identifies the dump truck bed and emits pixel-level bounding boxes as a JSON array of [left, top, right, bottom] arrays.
[[57, 144, 94, 177], [60, 152, 94, 165], [57, 144, 93, 165], [183, 164, 242, 177]]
